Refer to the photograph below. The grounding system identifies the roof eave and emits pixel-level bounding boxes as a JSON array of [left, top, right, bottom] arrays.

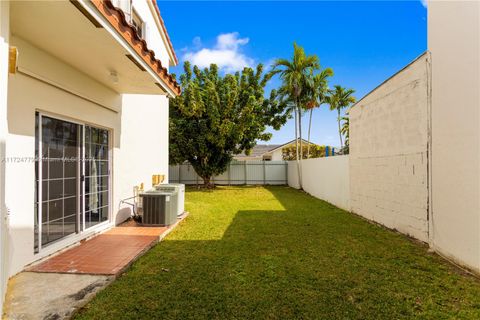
[[88, 0, 181, 96]]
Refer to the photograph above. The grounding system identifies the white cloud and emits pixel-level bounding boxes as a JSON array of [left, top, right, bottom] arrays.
[[216, 33, 249, 50], [192, 36, 202, 49], [183, 32, 254, 72]]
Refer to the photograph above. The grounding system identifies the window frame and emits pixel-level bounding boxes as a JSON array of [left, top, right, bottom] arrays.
[[131, 7, 146, 40]]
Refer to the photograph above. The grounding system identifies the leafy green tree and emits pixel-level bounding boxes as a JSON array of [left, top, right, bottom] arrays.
[[169, 62, 288, 187], [282, 145, 329, 160], [304, 68, 333, 158], [267, 43, 319, 189], [326, 85, 356, 149]]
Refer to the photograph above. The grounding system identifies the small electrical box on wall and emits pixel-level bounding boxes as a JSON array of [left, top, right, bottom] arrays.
[[9, 46, 17, 74], [152, 174, 165, 187]]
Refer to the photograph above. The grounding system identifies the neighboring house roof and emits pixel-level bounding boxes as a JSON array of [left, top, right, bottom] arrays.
[[236, 144, 282, 158], [91, 0, 181, 96], [235, 139, 317, 159], [266, 138, 315, 153], [149, 0, 179, 65]]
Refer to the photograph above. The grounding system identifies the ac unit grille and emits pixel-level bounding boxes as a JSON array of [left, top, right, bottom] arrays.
[[140, 190, 178, 226], [141, 194, 167, 225]]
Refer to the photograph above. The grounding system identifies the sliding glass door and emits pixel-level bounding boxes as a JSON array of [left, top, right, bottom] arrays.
[[35, 113, 110, 252]]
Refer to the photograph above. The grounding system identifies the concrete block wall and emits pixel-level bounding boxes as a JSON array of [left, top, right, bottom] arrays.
[[349, 53, 430, 242]]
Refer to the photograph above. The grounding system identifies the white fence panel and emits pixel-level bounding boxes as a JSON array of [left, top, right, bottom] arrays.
[[213, 169, 229, 184], [229, 162, 246, 185], [181, 163, 200, 184], [168, 165, 179, 182], [266, 161, 289, 185], [170, 161, 287, 185], [246, 161, 264, 185]]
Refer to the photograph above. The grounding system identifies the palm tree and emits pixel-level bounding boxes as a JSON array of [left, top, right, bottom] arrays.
[[327, 85, 356, 150], [340, 114, 349, 154], [267, 43, 319, 189], [304, 68, 333, 158]]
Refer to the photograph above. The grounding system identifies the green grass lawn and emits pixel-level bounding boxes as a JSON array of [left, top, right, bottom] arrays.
[[75, 186, 480, 319]]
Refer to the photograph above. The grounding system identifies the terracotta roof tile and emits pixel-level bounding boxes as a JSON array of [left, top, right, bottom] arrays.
[[91, 0, 181, 96]]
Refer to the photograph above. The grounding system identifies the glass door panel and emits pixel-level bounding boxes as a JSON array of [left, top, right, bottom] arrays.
[[35, 115, 80, 249], [84, 126, 110, 229]]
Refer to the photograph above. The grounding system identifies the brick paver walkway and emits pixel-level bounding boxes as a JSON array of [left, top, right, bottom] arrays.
[[28, 221, 168, 275]]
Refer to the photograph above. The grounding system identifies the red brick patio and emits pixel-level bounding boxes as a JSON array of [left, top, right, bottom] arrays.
[[27, 220, 175, 275]]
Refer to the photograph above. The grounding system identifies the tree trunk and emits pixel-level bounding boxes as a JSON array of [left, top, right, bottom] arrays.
[[294, 103, 302, 190], [294, 106, 299, 162], [202, 176, 213, 189], [337, 108, 343, 149], [307, 108, 313, 158], [299, 107, 303, 158], [297, 104, 303, 189]]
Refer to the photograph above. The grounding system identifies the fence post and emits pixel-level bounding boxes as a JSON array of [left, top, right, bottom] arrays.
[[228, 163, 231, 186], [178, 164, 181, 184], [263, 161, 266, 185], [244, 161, 247, 185], [285, 161, 288, 185]]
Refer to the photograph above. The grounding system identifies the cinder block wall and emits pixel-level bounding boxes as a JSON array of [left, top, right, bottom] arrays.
[[349, 53, 430, 242]]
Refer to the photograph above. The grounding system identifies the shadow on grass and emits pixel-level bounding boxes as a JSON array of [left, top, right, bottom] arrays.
[[74, 186, 480, 320]]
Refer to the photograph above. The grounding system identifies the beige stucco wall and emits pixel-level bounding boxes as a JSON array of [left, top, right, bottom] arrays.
[[5, 37, 169, 277], [428, 1, 480, 271], [349, 53, 430, 242], [11, 36, 121, 111], [115, 93, 169, 224], [288, 156, 350, 210]]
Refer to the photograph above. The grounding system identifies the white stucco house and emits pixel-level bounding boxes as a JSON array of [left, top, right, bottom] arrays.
[[0, 0, 180, 310]]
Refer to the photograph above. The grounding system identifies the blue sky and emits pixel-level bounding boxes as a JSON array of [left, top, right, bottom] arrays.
[[159, 1, 427, 146]]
